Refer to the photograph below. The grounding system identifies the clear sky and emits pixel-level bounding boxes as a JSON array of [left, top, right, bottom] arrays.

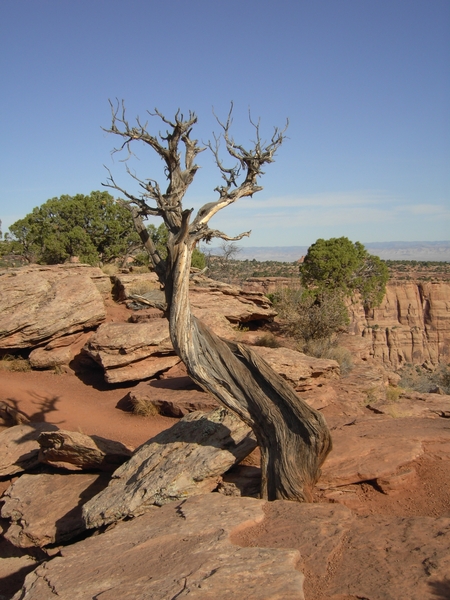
[[1, 0, 449, 247]]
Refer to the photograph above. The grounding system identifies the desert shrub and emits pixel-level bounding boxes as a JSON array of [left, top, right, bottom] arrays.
[[398, 364, 450, 394], [129, 281, 160, 296], [130, 396, 160, 417], [385, 386, 402, 403], [301, 338, 353, 375], [255, 334, 281, 348], [300, 237, 389, 308], [274, 288, 349, 342], [0, 355, 31, 372]]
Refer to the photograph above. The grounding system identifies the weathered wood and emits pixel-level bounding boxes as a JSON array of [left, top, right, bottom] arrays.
[[103, 104, 332, 501], [82, 407, 257, 528], [38, 430, 133, 471], [167, 239, 331, 501]]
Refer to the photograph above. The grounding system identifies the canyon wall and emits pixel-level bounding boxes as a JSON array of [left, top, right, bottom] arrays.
[[245, 278, 450, 369], [349, 281, 450, 368]]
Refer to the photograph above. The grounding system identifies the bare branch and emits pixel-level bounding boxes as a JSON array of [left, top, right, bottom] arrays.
[[201, 228, 251, 244], [193, 104, 288, 229], [102, 167, 162, 218], [103, 100, 206, 234]]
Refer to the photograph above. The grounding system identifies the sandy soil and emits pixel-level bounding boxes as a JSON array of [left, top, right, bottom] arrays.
[[0, 368, 176, 450]]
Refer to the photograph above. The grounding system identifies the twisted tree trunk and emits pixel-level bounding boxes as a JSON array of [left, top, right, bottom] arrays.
[[105, 102, 332, 501], [165, 230, 331, 501]]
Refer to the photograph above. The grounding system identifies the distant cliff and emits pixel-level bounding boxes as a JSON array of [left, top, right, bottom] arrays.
[[350, 281, 450, 368]]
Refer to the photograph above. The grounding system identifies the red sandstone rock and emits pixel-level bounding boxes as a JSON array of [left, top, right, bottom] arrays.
[[1, 472, 110, 548], [0, 423, 59, 476], [0, 265, 106, 349], [14, 495, 305, 600], [82, 408, 257, 528]]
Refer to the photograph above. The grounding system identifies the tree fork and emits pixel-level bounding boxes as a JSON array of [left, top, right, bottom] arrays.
[[103, 101, 332, 501]]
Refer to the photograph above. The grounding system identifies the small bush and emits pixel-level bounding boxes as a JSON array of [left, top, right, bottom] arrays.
[[300, 338, 353, 375], [130, 396, 160, 417], [0, 355, 31, 372], [255, 334, 280, 348], [385, 386, 402, 403], [129, 282, 159, 296], [398, 363, 450, 395], [274, 288, 349, 343]]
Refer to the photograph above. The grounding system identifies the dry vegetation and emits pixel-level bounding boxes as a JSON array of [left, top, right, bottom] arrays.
[[385, 260, 450, 282]]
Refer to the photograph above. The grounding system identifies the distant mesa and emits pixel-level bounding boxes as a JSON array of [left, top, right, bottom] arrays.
[[214, 241, 450, 262]]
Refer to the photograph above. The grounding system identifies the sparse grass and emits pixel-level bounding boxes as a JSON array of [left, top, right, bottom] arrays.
[[129, 282, 160, 296], [398, 364, 450, 394], [300, 338, 353, 375], [365, 387, 379, 405], [385, 385, 402, 403], [101, 264, 120, 276], [0, 355, 31, 372], [254, 334, 281, 348], [130, 396, 160, 417]]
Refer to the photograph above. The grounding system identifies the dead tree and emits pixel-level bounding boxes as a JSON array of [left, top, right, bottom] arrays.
[[103, 101, 332, 501]]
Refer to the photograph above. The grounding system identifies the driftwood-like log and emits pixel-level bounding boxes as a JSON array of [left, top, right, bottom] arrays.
[[167, 241, 331, 501], [103, 103, 332, 501], [38, 430, 133, 471]]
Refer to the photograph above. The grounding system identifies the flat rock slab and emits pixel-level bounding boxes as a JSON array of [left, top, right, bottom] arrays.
[[0, 423, 59, 476], [368, 391, 450, 419], [235, 500, 450, 600], [0, 265, 106, 349], [14, 494, 304, 600], [1, 472, 110, 548], [252, 346, 340, 391], [129, 379, 219, 417], [84, 320, 180, 383], [0, 536, 41, 600], [320, 416, 450, 488], [82, 408, 257, 528]]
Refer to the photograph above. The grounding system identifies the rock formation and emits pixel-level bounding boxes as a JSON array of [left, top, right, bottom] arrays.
[[82, 407, 257, 528], [354, 281, 450, 368], [0, 265, 106, 349]]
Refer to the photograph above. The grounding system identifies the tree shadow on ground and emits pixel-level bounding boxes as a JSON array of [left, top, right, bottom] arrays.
[[3, 393, 61, 424], [428, 578, 450, 599]]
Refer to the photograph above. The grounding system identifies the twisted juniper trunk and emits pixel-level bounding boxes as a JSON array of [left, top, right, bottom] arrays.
[[165, 234, 332, 502], [109, 103, 331, 502]]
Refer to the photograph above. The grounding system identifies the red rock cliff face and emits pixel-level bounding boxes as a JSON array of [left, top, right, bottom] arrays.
[[350, 282, 450, 369]]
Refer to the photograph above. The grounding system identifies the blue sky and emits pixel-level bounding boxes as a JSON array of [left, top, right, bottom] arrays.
[[1, 0, 449, 247]]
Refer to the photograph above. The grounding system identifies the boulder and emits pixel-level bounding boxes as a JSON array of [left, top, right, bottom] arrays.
[[83, 320, 179, 383], [14, 495, 304, 600], [28, 332, 91, 369], [252, 346, 340, 391], [111, 272, 160, 302], [189, 285, 277, 338], [38, 430, 133, 471], [129, 378, 219, 418], [82, 407, 256, 528], [0, 265, 106, 349], [0, 423, 59, 476], [1, 472, 110, 548]]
